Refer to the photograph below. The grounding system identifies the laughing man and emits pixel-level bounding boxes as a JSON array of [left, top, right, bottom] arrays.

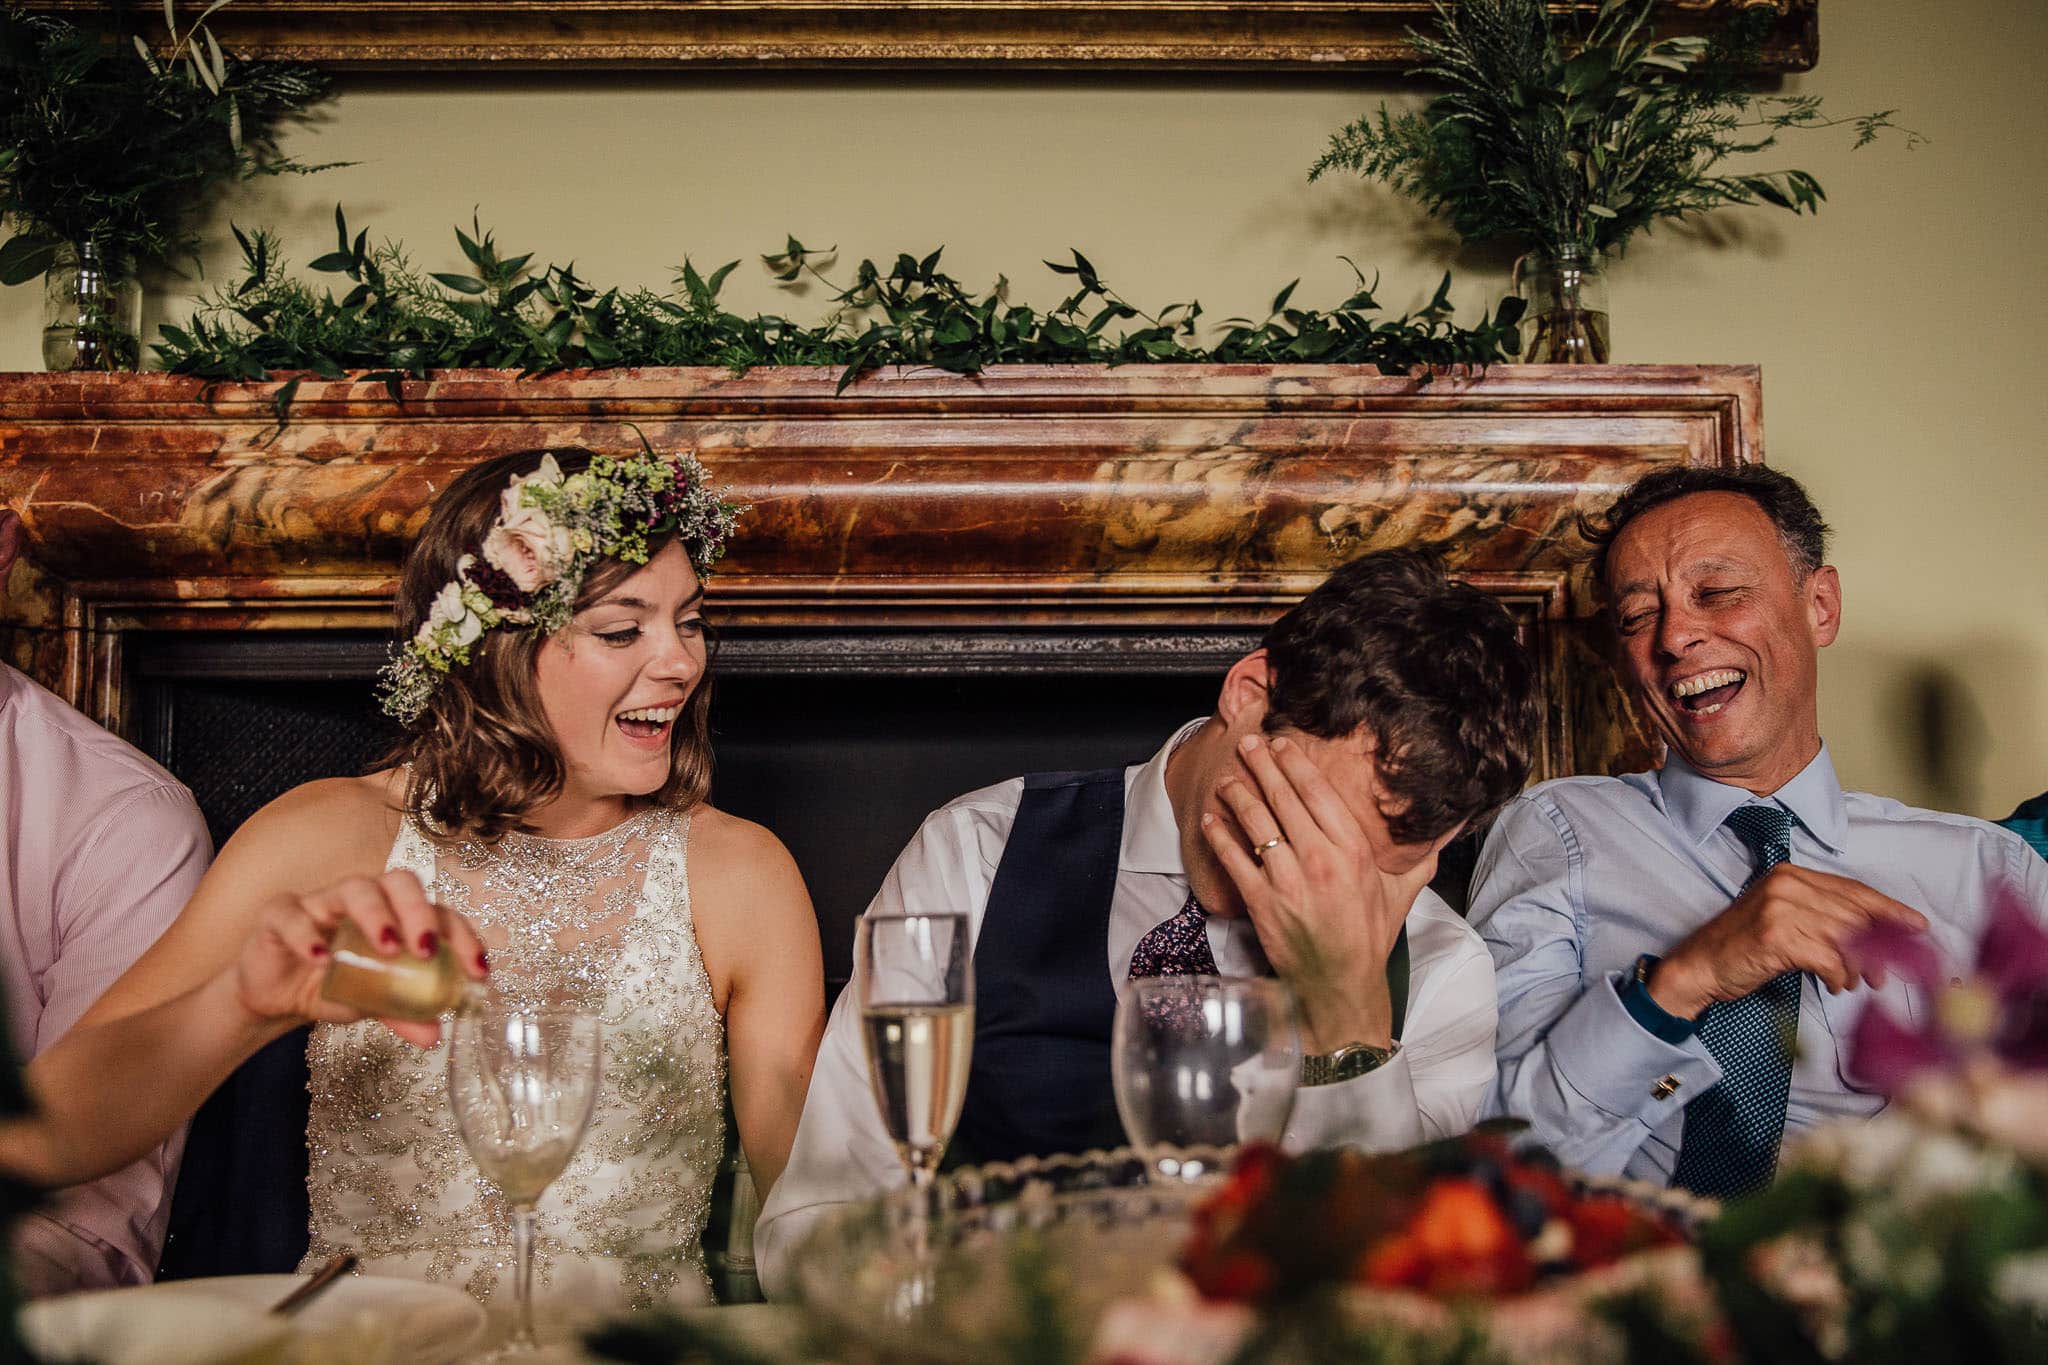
[[1470, 465, 2048, 1200]]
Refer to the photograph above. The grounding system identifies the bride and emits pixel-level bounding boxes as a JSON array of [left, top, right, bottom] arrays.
[[27, 446, 825, 1310]]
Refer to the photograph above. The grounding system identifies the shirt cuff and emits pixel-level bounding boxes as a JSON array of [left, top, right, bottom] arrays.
[[1615, 961, 1698, 1045], [1547, 971, 1720, 1125], [1283, 1044, 1423, 1154]]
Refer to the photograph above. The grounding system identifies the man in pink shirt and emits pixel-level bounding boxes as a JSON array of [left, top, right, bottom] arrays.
[[0, 510, 212, 1292]]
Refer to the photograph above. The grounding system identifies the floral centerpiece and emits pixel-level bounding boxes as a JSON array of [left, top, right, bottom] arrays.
[[1089, 1132, 1710, 1365]]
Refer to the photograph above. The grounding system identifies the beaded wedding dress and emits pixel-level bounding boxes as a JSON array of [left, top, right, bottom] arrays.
[[300, 804, 727, 1311]]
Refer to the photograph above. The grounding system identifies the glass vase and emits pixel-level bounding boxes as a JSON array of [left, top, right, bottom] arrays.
[[42, 242, 142, 372], [1513, 246, 1610, 364]]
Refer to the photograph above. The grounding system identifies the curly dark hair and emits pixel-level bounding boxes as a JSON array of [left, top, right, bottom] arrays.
[[381, 447, 715, 840], [1579, 464, 1831, 594], [1259, 549, 1538, 844]]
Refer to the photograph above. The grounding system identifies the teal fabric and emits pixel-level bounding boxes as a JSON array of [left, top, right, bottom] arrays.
[[2000, 792, 2048, 862]]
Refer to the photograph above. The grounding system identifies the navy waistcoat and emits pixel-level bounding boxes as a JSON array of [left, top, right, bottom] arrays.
[[953, 768, 1129, 1165]]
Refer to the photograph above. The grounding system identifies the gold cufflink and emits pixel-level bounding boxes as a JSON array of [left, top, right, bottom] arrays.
[[1652, 1075, 1681, 1100]]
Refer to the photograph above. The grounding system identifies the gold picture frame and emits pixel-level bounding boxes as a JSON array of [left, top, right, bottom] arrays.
[[29, 2, 1817, 72]]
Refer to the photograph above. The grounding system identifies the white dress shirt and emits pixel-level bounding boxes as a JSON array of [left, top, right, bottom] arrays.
[[755, 719, 1499, 1298]]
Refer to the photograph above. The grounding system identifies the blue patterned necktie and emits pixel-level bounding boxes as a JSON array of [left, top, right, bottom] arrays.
[[1128, 892, 1219, 979], [1670, 802, 1801, 1200]]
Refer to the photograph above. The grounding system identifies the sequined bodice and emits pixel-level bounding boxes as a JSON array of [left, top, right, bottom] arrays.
[[302, 805, 728, 1310]]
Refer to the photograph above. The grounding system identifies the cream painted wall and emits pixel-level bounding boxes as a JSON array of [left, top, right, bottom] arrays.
[[3, 0, 2042, 818]]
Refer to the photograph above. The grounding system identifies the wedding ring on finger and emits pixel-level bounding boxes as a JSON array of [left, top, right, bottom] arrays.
[[1253, 835, 1287, 861]]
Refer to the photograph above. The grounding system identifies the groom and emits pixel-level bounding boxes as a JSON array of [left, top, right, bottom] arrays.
[[755, 549, 1539, 1296]]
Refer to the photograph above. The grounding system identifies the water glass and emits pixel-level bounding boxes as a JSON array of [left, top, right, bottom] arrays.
[[448, 1002, 602, 1355], [1111, 974, 1300, 1176]]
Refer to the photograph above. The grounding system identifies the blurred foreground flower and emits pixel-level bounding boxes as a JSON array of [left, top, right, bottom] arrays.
[[1849, 885, 2048, 1157]]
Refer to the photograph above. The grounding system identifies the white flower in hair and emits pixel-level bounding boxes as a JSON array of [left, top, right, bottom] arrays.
[[483, 500, 572, 593], [450, 607, 485, 648], [429, 580, 470, 631]]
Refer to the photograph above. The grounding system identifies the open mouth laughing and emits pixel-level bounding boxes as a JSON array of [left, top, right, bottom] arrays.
[[1669, 668, 1746, 716], [615, 702, 683, 746]]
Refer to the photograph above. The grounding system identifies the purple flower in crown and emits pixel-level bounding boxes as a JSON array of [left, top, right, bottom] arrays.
[[1848, 885, 2048, 1095], [461, 552, 532, 615]]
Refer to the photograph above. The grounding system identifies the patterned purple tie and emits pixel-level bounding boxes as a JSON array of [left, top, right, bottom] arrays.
[[1128, 892, 1219, 979]]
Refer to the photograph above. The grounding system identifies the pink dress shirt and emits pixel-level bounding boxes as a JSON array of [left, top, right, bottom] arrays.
[[1, 663, 212, 1293]]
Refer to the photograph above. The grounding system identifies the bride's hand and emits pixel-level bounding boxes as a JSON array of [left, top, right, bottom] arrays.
[[235, 869, 490, 1047]]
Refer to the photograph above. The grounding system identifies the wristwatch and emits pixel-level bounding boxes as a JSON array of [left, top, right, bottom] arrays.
[[1300, 1041, 1400, 1086]]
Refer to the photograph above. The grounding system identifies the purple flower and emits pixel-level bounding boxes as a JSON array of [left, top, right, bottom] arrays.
[[1850, 886, 2048, 1094], [461, 548, 531, 613]]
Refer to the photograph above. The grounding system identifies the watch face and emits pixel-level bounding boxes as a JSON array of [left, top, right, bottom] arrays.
[[1301, 1042, 1396, 1085]]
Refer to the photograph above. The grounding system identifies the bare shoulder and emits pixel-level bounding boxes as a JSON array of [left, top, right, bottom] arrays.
[[684, 804, 807, 907], [213, 769, 407, 895], [682, 804, 819, 998]]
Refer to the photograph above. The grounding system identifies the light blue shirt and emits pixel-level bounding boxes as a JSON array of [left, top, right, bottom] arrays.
[[1469, 745, 2048, 1184]]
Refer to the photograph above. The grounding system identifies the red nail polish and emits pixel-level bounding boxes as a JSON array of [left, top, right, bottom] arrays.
[[379, 927, 401, 950], [308, 943, 329, 960], [475, 951, 491, 974], [419, 930, 439, 956]]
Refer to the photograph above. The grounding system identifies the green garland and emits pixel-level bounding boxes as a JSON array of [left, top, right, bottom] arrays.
[[155, 208, 1527, 409]]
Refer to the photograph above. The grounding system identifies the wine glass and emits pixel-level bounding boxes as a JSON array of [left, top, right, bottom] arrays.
[[1111, 975, 1300, 1178], [448, 1001, 602, 1355], [855, 912, 974, 1200]]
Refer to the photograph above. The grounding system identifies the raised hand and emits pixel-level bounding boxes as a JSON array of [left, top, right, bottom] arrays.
[[235, 869, 490, 1047], [1647, 865, 1930, 1019], [1200, 731, 1454, 1052]]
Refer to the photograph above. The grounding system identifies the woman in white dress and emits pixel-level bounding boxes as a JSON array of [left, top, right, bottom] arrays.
[[24, 446, 826, 1312]]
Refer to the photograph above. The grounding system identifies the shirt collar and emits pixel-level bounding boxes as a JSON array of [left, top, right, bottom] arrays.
[[1122, 717, 1207, 874], [1655, 743, 1848, 854]]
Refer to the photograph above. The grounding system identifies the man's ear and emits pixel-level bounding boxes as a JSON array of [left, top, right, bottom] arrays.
[[0, 511, 20, 582], [1805, 563, 1842, 649], [1216, 649, 1273, 729]]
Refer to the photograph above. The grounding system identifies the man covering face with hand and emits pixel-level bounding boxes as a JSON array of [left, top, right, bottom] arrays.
[[756, 549, 1539, 1297]]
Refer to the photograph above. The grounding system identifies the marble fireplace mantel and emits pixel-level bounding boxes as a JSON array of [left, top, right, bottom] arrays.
[[0, 363, 1764, 779]]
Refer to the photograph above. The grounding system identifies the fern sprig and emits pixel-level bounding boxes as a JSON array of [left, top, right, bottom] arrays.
[[1310, 0, 1917, 259]]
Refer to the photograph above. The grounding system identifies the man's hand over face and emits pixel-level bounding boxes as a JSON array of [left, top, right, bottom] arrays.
[[1201, 732, 1447, 1052], [1649, 865, 1930, 1019]]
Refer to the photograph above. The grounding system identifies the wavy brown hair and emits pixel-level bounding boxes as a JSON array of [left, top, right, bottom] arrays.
[[1259, 548, 1538, 845], [381, 447, 716, 840]]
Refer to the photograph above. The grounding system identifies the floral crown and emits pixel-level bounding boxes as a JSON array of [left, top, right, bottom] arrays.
[[377, 449, 744, 726]]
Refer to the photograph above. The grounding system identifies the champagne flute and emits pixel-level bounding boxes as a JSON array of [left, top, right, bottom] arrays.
[[855, 912, 974, 1208], [448, 1002, 602, 1355], [1111, 975, 1299, 1178]]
